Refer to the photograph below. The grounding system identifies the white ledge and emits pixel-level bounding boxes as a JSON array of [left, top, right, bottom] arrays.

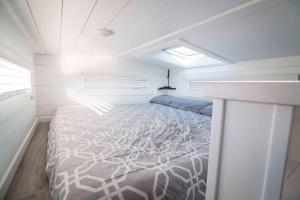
[[188, 82, 300, 106]]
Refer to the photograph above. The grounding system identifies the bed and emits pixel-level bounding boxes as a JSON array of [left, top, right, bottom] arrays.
[[46, 96, 212, 200]]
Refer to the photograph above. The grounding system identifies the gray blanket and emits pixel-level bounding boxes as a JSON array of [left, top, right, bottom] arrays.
[[46, 103, 211, 200]]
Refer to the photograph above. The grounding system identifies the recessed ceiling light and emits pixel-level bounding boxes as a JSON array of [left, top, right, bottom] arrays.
[[93, 29, 114, 37]]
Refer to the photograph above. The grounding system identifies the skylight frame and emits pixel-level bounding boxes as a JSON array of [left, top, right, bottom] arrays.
[[160, 39, 232, 68]]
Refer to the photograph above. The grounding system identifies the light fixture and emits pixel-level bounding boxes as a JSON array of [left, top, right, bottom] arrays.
[[93, 29, 114, 37]]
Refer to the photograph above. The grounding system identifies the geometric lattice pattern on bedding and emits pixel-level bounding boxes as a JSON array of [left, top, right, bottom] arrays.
[[46, 103, 211, 200]]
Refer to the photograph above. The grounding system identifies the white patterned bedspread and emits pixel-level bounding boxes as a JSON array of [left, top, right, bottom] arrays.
[[46, 103, 211, 200]]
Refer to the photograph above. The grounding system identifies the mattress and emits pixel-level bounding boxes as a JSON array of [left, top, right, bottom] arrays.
[[46, 103, 211, 200]]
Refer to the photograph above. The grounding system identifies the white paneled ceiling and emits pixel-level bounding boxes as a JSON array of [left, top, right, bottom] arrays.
[[26, 0, 62, 54], [184, 0, 300, 62], [60, 0, 97, 54], [76, 0, 251, 55], [3, 0, 300, 66], [73, 0, 132, 55]]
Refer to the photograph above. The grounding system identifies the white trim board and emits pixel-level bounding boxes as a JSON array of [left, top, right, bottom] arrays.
[[204, 100, 294, 200], [261, 105, 293, 200], [0, 118, 38, 199], [184, 82, 300, 106], [206, 99, 226, 200]]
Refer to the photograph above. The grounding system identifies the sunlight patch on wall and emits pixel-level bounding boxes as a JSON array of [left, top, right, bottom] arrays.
[[82, 74, 148, 89], [67, 88, 113, 116]]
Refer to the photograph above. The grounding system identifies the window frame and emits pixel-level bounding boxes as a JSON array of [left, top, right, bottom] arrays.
[[0, 57, 32, 101]]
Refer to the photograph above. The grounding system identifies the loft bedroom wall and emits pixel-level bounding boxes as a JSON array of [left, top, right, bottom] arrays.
[[167, 55, 300, 200], [169, 56, 300, 98], [0, 0, 36, 196], [34, 55, 167, 117], [168, 55, 300, 200]]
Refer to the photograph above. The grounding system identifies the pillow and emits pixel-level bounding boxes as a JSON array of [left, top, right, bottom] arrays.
[[149, 95, 174, 106], [150, 95, 212, 114], [200, 104, 213, 116]]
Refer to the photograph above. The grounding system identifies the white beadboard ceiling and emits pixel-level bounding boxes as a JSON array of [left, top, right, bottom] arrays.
[[3, 0, 300, 67]]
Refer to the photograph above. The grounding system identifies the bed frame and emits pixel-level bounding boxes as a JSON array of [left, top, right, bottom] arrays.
[[186, 82, 300, 200]]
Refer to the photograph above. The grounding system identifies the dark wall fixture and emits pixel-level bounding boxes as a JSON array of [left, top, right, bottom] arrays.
[[158, 69, 176, 90]]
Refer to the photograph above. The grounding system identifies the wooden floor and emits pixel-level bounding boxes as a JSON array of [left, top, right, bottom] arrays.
[[5, 122, 52, 200]]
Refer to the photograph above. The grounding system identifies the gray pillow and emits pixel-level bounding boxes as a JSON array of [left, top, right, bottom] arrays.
[[200, 104, 213, 116], [150, 95, 212, 114], [149, 95, 174, 106]]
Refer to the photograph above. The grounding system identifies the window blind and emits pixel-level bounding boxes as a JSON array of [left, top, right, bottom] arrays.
[[0, 58, 31, 100]]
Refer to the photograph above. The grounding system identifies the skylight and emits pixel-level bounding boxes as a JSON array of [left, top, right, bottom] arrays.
[[165, 46, 206, 59], [160, 44, 229, 68]]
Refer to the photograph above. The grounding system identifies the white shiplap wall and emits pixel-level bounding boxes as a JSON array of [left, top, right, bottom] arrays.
[[0, 1, 36, 197], [169, 55, 300, 98], [168, 56, 300, 200], [34, 55, 167, 117]]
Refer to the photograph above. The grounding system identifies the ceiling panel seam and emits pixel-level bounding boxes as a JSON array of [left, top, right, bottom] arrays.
[[71, 0, 100, 53], [104, 0, 132, 29], [25, 0, 48, 54], [59, 0, 64, 55]]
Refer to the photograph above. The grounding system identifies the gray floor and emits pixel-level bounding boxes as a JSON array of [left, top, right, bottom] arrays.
[[5, 122, 52, 200]]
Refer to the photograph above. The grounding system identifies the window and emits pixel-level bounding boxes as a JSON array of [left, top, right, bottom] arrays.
[[0, 57, 31, 100]]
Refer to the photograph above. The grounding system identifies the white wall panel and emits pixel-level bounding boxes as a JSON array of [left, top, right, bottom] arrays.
[[36, 95, 69, 107], [169, 56, 300, 98], [282, 106, 300, 200], [190, 83, 297, 200], [34, 65, 63, 76], [0, 1, 36, 197], [34, 75, 65, 86], [34, 55, 166, 116], [169, 56, 299, 200], [35, 86, 66, 96], [218, 101, 273, 200], [205, 100, 293, 200]]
